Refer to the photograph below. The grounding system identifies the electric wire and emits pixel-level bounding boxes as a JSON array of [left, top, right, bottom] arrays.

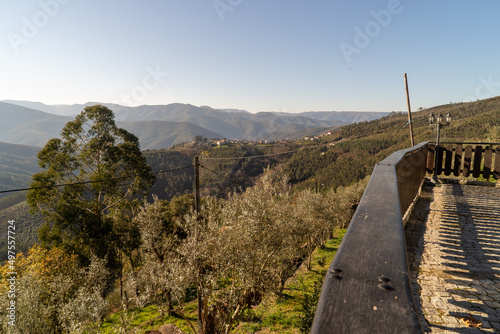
[[0, 165, 194, 195], [199, 164, 225, 178], [0, 141, 341, 195], [199, 142, 335, 161]]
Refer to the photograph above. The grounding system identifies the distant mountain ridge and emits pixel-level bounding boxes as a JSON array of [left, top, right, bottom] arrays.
[[273, 111, 389, 123], [4, 100, 387, 122], [0, 102, 72, 146], [0, 100, 388, 149]]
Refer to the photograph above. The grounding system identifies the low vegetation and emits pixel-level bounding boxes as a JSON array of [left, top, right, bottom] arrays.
[[0, 168, 367, 333]]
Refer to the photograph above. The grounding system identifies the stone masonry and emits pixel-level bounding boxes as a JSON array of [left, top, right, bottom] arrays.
[[405, 182, 500, 333]]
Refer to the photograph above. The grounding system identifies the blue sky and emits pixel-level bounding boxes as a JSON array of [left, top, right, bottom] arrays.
[[1, 0, 500, 113]]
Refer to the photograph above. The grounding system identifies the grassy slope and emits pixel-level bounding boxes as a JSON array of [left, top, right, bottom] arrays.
[[233, 229, 346, 334]]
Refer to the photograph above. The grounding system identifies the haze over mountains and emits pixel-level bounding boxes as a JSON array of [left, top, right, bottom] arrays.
[[1, 100, 387, 150]]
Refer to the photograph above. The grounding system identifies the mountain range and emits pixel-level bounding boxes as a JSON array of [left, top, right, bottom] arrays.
[[0, 100, 387, 150]]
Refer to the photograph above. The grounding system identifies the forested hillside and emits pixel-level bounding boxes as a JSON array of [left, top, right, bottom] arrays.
[[341, 97, 500, 148], [289, 97, 500, 190], [0, 142, 39, 200], [146, 96, 499, 200], [0, 202, 43, 261]]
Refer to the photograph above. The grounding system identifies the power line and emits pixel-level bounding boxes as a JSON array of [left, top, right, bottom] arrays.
[[199, 142, 333, 161], [200, 150, 295, 161], [0, 165, 194, 195], [155, 165, 193, 174], [200, 164, 225, 178], [0, 141, 340, 195]]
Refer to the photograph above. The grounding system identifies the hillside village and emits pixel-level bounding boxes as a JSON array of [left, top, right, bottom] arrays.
[[177, 130, 338, 148]]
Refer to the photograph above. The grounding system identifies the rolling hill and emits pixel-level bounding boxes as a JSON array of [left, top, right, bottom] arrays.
[[3, 100, 388, 123], [0, 102, 72, 146], [0, 102, 224, 150], [118, 120, 223, 150], [274, 110, 388, 123], [2, 100, 387, 144], [85, 103, 351, 140]]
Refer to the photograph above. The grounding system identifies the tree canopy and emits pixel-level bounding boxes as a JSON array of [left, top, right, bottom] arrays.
[[27, 105, 155, 269]]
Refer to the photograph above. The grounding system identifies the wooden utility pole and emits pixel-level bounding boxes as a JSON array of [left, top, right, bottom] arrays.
[[404, 73, 415, 147], [193, 156, 203, 332], [194, 156, 200, 214]]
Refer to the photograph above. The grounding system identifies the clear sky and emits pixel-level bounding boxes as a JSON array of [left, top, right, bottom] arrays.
[[1, 0, 500, 113]]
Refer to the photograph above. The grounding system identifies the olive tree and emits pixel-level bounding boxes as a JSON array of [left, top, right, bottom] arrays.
[[131, 196, 191, 311], [180, 172, 306, 333]]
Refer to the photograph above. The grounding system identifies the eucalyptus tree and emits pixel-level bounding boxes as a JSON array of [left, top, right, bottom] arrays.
[[27, 105, 155, 271]]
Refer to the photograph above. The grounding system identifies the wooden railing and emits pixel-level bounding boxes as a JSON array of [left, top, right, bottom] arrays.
[[427, 142, 500, 180], [310, 141, 499, 333], [310, 142, 428, 334]]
